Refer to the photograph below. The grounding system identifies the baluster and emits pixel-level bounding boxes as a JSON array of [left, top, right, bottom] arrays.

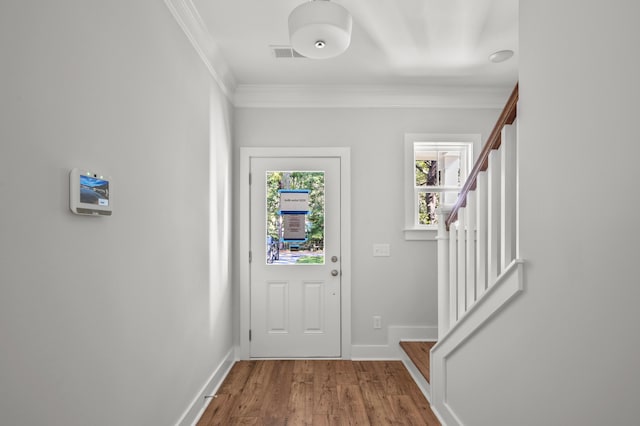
[[457, 207, 467, 317], [514, 118, 520, 259], [476, 171, 488, 297], [449, 221, 458, 324], [501, 122, 517, 269], [487, 149, 501, 286], [465, 191, 477, 309], [436, 207, 451, 337]]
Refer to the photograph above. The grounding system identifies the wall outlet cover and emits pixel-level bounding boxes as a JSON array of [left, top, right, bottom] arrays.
[[373, 243, 390, 257]]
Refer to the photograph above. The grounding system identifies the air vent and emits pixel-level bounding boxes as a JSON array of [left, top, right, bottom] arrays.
[[270, 45, 306, 59]]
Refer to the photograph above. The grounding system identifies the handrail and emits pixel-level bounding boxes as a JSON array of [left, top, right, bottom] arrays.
[[445, 83, 519, 230]]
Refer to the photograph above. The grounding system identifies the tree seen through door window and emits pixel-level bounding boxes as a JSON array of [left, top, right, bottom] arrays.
[[266, 171, 325, 264]]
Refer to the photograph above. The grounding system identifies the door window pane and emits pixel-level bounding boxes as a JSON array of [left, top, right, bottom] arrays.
[[266, 171, 325, 265]]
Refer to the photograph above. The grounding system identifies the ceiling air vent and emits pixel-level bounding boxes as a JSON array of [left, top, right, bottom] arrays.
[[270, 45, 306, 59]]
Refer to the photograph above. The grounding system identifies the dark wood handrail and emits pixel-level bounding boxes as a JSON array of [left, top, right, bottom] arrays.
[[445, 83, 519, 230]]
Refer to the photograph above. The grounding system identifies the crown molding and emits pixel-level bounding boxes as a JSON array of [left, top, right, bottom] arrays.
[[233, 84, 513, 109], [164, 0, 237, 100]]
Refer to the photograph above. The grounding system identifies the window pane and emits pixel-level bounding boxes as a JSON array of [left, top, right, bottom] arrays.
[[418, 192, 441, 225], [266, 171, 325, 265], [439, 151, 462, 187], [415, 157, 438, 187], [442, 190, 460, 206], [416, 150, 463, 187]]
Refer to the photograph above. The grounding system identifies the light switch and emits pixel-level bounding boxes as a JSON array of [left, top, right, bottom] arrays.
[[373, 243, 390, 257]]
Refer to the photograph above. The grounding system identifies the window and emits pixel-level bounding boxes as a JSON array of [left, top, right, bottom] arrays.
[[404, 134, 477, 240]]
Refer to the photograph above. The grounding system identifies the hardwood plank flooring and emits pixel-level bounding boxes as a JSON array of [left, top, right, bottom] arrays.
[[399, 341, 436, 384], [197, 360, 440, 425]]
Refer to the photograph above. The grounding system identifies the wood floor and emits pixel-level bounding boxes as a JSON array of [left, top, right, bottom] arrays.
[[399, 341, 436, 383], [197, 360, 441, 425]]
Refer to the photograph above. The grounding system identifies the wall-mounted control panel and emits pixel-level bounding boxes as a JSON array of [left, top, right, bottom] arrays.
[[69, 168, 112, 216]]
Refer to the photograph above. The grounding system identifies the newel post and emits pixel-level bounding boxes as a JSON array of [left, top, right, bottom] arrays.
[[436, 206, 452, 339]]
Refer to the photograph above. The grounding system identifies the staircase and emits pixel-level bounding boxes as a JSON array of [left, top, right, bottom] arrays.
[[429, 84, 525, 425]]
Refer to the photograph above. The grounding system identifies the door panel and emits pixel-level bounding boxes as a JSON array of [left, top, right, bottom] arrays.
[[266, 281, 288, 333], [303, 281, 324, 333], [250, 157, 341, 358]]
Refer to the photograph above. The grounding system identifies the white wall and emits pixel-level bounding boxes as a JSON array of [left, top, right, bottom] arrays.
[[234, 107, 499, 352], [0, 1, 233, 425], [440, 1, 640, 424]]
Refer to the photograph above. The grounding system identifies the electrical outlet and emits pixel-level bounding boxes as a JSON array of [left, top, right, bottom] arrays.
[[373, 243, 390, 257], [373, 315, 382, 329]]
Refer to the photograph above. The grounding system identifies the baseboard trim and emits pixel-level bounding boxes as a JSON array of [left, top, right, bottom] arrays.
[[431, 405, 448, 426], [389, 325, 438, 344], [176, 348, 236, 426], [351, 325, 438, 360], [350, 344, 396, 360]]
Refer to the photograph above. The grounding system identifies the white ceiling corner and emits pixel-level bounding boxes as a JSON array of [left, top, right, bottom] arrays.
[[164, 0, 237, 100]]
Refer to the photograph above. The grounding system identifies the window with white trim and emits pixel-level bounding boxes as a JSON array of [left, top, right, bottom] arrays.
[[404, 134, 477, 240]]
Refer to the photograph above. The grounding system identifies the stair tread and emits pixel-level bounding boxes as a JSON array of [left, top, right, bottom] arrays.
[[399, 341, 436, 383]]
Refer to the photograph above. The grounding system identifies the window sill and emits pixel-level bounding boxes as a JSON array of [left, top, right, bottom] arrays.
[[403, 227, 438, 241]]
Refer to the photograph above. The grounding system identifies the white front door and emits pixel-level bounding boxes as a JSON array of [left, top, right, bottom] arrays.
[[249, 156, 341, 358]]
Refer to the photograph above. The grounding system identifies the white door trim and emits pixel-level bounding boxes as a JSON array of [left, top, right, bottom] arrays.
[[239, 147, 351, 359]]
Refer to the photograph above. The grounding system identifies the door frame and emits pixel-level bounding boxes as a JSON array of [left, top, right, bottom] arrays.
[[239, 147, 351, 359]]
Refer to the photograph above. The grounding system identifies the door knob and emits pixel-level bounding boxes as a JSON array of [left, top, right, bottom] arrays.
[[331, 269, 339, 277]]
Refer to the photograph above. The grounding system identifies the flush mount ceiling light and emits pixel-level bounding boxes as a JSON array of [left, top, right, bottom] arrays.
[[288, 0, 353, 59], [489, 49, 514, 63]]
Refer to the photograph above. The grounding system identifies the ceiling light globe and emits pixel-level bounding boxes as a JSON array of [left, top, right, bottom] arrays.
[[489, 49, 514, 63], [289, 1, 352, 59]]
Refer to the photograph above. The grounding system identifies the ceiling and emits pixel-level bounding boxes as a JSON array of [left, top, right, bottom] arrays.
[[190, 0, 518, 90]]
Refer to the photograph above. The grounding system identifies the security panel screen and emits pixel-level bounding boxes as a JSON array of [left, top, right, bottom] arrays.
[[70, 168, 112, 216], [80, 175, 109, 206]]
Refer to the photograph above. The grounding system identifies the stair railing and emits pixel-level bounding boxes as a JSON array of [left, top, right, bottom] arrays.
[[437, 83, 519, 337]]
